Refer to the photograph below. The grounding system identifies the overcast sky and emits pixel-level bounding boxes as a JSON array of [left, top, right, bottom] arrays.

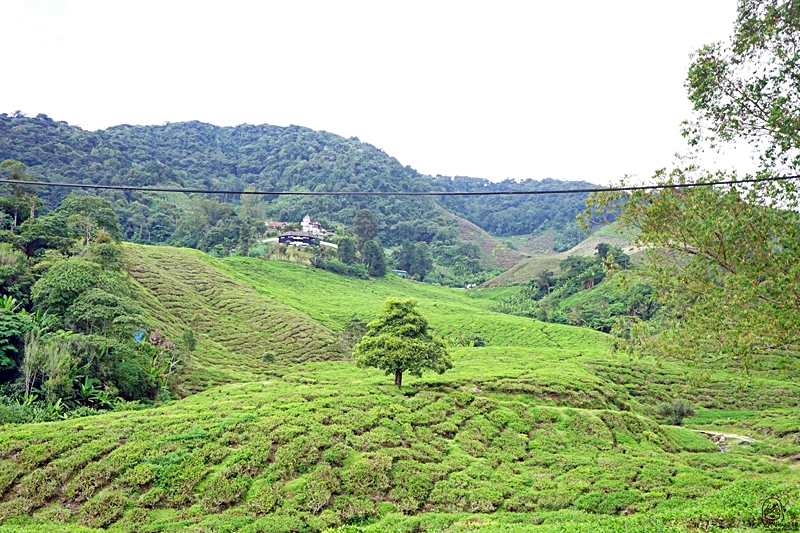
[[2, 0, 753, 185]]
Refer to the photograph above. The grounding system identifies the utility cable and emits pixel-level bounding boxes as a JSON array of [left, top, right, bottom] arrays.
[[0, 174, 798, 196]]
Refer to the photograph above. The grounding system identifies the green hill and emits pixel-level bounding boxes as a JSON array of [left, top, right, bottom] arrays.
[[122, 245, 344, 393], [0, 244, 798, 532], [0, 113, 594, 255], [485, 223, 638, 287], [2, 114, 634, 288]]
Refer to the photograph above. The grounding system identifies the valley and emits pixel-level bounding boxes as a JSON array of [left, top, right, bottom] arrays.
[[0, 244, 797, 532]]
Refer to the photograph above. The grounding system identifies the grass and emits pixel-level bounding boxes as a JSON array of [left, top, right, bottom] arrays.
[[0, 381, 797, 532], [1, 243, 798, 532], [122, 245, 343, 393], [485, 224, 638, 287]]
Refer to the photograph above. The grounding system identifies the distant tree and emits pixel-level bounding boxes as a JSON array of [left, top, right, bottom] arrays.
[[409, 242, 433, 279], [64, 288, 141, 335], [657, 399, 695, 426], [354, 298, 451, 387], [0, 300, 31, 374], [352, 209, 378, 251], [31, 258, 99, 319], [396, 240, 415, 272], [361, 239, 387, 277], [0, 243, 33, 301], [535, 270, 555, 295], [336, 236, 357, 264], [17, 213, 73, 256], [595, 243, 611, 259], [0, 160, 41, 227], [55, 194, 121, 241], [261, 351, 276, 366], [89, 238, 124, 272], [182, 327, 196, 352], [68, 215, 97, 246]]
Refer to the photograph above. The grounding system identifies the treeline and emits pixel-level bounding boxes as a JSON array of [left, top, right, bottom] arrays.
[[0, 113, 598, 272], [0, 176, 185, 423], [430, 175, 598, 251], [494, 244, 658, 332]]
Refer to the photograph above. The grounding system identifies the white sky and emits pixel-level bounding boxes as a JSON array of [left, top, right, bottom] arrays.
[[2, 0, 755, 185]]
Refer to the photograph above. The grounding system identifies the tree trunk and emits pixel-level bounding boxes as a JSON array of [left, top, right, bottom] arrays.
[[394, 370, 403, 387]]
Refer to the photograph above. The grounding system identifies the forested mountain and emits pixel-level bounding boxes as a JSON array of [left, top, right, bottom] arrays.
[[0, 112, 595, 251], [430, 176, 594, 250]]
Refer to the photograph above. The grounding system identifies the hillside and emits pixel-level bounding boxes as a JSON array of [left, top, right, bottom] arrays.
[[0, 113, 617, 288], [0, 113, 596, 255], [452, 218, 522, 270], [0, 244, 798, 532], [121, 245, 344, 393], [486, 224, 638, 287]]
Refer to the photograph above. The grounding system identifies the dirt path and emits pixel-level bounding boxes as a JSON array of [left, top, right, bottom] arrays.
[[692, 429, 758, 444]]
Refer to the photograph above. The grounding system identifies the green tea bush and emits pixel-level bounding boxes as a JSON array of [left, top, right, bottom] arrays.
[[78, 489, 128, 528], [656, 399, 695, 426], [200, 466, 252, 512]]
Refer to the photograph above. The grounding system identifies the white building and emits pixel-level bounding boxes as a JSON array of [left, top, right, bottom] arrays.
[[301, 215, 327, 236]]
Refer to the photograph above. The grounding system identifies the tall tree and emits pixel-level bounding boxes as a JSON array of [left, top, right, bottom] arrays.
[[409, 242, 433, 280], [396, 240, 415, 272], [586, 164, 800, 369], [352, 209, 378, 251], [354, 298, 451, 387], [55, 194, 122, 241], [336, 236, 357, 264], [584, 0, 800, 371], [30, 258, 99, 320], [361, 239, 387, 277], [0, 159, 41, 227], [684, 0, 800, 171]]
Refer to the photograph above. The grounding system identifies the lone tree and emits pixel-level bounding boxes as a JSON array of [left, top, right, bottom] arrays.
[[352, 209, 378, 251], [354, 298, 451, 387], [361, 239, 387, 277]]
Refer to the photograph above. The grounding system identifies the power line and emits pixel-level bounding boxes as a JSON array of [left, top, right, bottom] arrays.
[[0, 174, 798, 197]]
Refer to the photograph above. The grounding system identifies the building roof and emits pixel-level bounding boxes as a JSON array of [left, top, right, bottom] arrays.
[[279, 231, 318, 238]]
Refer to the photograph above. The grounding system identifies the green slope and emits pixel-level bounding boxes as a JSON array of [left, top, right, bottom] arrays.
[[486, 223, 640, 287], [1, 381, 797, 533], [1, 244, 798, 533], [122, 245, 344, 392]]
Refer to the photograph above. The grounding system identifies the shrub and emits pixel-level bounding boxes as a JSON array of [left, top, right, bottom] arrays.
[[78, 489, 129, 528], [311, 258, 369, 279], [657, 399, 696, 426]]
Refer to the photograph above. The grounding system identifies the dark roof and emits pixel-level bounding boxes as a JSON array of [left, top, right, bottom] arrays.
[[279, 231, 317, 238]]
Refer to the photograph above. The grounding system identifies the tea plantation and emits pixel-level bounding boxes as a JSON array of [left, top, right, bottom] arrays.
[[1, 245, 798, 532]]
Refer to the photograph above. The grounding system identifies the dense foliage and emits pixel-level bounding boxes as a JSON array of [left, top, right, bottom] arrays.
[[354, 298, 451, 387], [0, 113, 600, 284], [0, 188, 184, 421], [586, 166, 800, 369], [493, 244, 658, 333], [582, 1, 800, 370], [430, 176, 596, 251], [683, 0, 800, 171]]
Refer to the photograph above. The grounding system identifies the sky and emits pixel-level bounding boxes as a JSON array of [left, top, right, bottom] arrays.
[[2, 0, 755, 185]]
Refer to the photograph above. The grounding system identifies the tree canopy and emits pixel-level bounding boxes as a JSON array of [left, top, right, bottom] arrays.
[[583, 0, 800, 370], [586, 164, 800, 370], [684, 0, 800, 171], [353, 298, 451, 387], [361, 239, 387, 277]]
